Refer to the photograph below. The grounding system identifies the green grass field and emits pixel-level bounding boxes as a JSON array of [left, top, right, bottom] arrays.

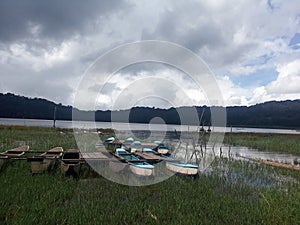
[[0, 126, 300, 225]]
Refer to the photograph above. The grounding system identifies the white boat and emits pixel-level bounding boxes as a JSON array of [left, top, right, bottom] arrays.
[[165, 162, 199, 175], [115, 148, 154, 176], [143, 148, 198, 176], [157, 145, 169, 154]]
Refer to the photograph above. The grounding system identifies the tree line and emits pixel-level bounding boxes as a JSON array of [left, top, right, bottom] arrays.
[[1, 93, 300, 129]]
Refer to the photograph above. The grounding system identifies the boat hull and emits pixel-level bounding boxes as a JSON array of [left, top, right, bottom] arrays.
[[129, 164, 154, 176], [61, 149, 81, 178], [157, 149, 169, 154], [28, 147, 63, 174], [115, 148, 154, 176], [28, 157, 45, 173], [166, 162, 198, 175], [61, 162, 81, 177]]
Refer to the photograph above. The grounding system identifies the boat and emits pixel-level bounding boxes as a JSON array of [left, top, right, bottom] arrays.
[[157, 144, 169, 155], [165, 162, 199, 176], [27, 147, 63, 174], [143, 148, 198, 176], [61, 149, 81, 178], [130, 141, 142, 153], [122, 137, 134, 149], [0, 145, 29, 170], [115, 148, 154, 176], [0, 145, 29, 157], [103, 137, 115, 147], [153, 142, 169, 155]]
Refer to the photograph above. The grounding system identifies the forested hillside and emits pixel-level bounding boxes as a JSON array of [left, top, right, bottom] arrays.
[[1, 93, 300, 128]]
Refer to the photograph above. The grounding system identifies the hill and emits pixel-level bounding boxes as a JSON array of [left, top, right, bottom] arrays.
[[0, 93, 300, 128]]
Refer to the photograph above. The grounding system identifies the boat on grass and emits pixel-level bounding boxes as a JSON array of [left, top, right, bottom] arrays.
[[0, 145, 29, 168], [115, 148, 154, 176], [143, 148, 198, 176], [27, 147, 63, 174], [61, 149, 81, 178], [0, 145, 29, 157], [0, 145, 30, 170]]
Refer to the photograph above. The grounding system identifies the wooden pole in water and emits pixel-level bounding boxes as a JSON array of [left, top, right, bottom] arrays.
[[53, 106, 57, 128]]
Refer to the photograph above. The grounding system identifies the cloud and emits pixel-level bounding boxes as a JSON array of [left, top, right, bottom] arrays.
[[0, 0, 128, 44], [267, 59, 300, 94], [248, 59, 300, 104], [0, 0, 300, 109]]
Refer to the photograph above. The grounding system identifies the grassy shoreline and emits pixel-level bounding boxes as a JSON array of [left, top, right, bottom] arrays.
[[0, 126, 300, 224], [223, 132, 300, 156]]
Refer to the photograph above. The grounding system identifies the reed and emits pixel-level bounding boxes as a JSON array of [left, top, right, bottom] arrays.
[[223, 132, 300, 155]]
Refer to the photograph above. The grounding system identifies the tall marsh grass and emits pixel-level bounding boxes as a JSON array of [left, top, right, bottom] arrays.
[[0, 126, 300, 224]]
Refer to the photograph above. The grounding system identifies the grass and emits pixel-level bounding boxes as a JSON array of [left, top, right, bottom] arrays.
[[0, 126, 300, 224], [223, 133, 300, 156]]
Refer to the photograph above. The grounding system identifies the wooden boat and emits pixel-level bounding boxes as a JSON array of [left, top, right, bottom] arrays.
[[27, 147, 63, 174], [115, 148, 154, 176], [61, 149, 81, 178], [0, 145, 29, 157], [0, 145, 29, 170], [143, 148, 198, 176]]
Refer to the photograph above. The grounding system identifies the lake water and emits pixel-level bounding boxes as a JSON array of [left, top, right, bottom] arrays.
[[1, 118, 299, 134]]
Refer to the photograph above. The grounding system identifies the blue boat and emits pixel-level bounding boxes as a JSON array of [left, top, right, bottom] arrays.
[[115, 148, 154, 176], [103, 137, 115, 147]]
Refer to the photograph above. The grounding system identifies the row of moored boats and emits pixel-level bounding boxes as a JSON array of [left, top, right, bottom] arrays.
[[0, 137, 199, 178]]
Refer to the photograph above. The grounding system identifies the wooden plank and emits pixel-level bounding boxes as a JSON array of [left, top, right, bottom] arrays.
[[135, 152, 166, 160], [81, 152, 109, 160]]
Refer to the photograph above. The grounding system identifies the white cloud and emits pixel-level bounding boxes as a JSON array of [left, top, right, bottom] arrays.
[[248, 59, 300, 104], [267, 59, 300, 94], [216, 75, 250, 106]]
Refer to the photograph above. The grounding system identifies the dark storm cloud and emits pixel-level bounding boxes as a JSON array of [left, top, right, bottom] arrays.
[[142, 4, 225, 52], [0, 0, 128, 43]]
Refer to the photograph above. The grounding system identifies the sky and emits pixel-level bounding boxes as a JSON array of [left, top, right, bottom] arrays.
[[0, 0, 300, 110]]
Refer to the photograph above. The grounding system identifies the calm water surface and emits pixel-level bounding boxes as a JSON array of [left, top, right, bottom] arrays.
[[1, 118, 299, 134]]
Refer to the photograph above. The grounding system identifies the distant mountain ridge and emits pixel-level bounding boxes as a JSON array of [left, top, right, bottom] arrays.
[[1, 92, 300, 129]]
